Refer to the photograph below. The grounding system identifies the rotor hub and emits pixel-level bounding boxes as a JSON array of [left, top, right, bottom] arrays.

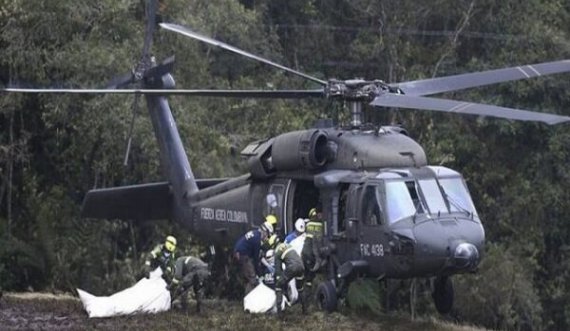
[[326, 79, 390, 102]]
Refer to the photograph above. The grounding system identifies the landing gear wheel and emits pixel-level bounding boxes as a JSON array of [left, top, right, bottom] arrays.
[[432, 276, 454, 314], [316, 280, 337, 313]]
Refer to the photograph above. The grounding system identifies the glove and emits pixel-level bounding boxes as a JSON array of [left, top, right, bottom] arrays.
[[144, 270, 150, 279], [267, 266, 275, 274]]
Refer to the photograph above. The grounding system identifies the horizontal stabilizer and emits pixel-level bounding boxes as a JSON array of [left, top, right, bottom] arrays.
[[81, 182, 172, 220]]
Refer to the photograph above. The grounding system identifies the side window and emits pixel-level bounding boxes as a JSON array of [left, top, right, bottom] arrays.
[[362, 185, 383, 226], [267, 184, 285, 230]]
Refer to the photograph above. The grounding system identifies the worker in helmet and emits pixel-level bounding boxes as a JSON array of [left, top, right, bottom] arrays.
[[168, 255, 210, 312], [272, 241, 306, 315], [302, 208, 325, 305], [285, 218, 306, 244], [144, 235, 177, 280], [233, 221, 274, 294]]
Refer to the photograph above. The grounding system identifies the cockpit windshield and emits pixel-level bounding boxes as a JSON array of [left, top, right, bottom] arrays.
[[418, 179, 448, 214], [380, 175, 478, 224], [439, 177, 478, 216]]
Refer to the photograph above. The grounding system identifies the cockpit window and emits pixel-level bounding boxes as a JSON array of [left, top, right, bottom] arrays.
[[439, 177, 478, 216], [385, 181, 417, 223], [418, 179, 448, 214]]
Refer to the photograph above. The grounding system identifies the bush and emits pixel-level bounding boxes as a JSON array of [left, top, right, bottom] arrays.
[[454, 243, 543, 331]]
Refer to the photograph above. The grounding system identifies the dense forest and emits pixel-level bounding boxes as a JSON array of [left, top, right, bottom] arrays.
[[1, 1, 570, 330]]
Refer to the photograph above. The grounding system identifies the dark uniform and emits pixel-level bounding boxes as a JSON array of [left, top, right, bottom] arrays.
[[170, 256, 210, 312], [234, 227, 268, 294], [302, 209, 325, 304], [274, 242, 306, 314]]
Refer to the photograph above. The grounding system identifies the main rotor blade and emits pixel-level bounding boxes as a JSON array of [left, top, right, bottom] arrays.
[[370, 93, 570, 125], [1, 88, 325, 98], [392, 59, 570, 96], [160, 23, 327, 86]]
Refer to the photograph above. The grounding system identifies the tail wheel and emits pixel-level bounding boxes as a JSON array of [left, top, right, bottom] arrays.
[[316, 280, 337, 313], [432, 276, 454, 314]]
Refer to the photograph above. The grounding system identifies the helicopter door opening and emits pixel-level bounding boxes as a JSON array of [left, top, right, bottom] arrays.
[[290, 180, 320, 231]]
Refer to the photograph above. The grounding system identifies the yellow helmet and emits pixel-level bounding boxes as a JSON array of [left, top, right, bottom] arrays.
[[308, 208, 318, 220], [265, 214, 278, 225], [164, 235, 177, 252]]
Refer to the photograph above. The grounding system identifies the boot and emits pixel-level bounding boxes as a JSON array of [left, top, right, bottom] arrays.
[[275, 289, 283, 316], [299, 290, 307, 314], [304, 282, 313, 307]]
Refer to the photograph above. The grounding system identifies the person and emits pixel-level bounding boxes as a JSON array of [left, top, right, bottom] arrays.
[[284, 218, 306, 244], [273, 241, 306, 315], [233, 222, 273, 294], [260, 249, 276, 289], [168, 256, 210, 312], [144, 235, 177, 280], [302, 208, 325, 305]]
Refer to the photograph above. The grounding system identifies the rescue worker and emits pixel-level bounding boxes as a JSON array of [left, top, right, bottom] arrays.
[[285, 218, 306, 244], [168, 255, 210, 312], [144, 235, 177, 280], [302, 208, 325, 305], [233, 221, 274, 294], [273, 241, 306, 314]]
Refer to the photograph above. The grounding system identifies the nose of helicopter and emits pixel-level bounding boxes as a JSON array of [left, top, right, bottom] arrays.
[[412, 217, 484, 275], [453, 242, 479, 269]]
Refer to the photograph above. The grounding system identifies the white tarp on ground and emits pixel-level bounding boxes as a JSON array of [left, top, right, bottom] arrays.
[[77, 268, 171, 318], [243, 283, 289, 314]]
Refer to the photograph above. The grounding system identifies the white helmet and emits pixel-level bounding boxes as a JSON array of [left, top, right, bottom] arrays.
[[265, 249, 275, 266], [260, 221, 274, 235], [295, 218, 306, 233]]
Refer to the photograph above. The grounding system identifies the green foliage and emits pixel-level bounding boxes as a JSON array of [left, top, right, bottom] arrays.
[[346, 278, 383, 315], [454, 243, 543, 331]]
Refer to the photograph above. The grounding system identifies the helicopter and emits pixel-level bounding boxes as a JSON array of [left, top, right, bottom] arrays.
[[3, 0, 570, 315]]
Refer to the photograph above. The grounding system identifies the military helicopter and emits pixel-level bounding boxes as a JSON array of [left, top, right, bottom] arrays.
[[4, 0, 570, 314]]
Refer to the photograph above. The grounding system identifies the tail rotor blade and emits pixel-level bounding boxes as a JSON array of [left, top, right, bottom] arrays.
[[123, 93, 141, 166], [106, 72, 134, 89]]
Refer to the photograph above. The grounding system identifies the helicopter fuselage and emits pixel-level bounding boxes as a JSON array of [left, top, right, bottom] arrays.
[[82, 73, 484, 283], [181, 124, 484, 281]]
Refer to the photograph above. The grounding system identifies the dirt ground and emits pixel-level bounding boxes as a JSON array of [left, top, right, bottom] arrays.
[[0, 292, 489, 331]]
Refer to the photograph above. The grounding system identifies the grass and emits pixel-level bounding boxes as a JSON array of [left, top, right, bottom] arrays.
[[0, 291, 492, 331]]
